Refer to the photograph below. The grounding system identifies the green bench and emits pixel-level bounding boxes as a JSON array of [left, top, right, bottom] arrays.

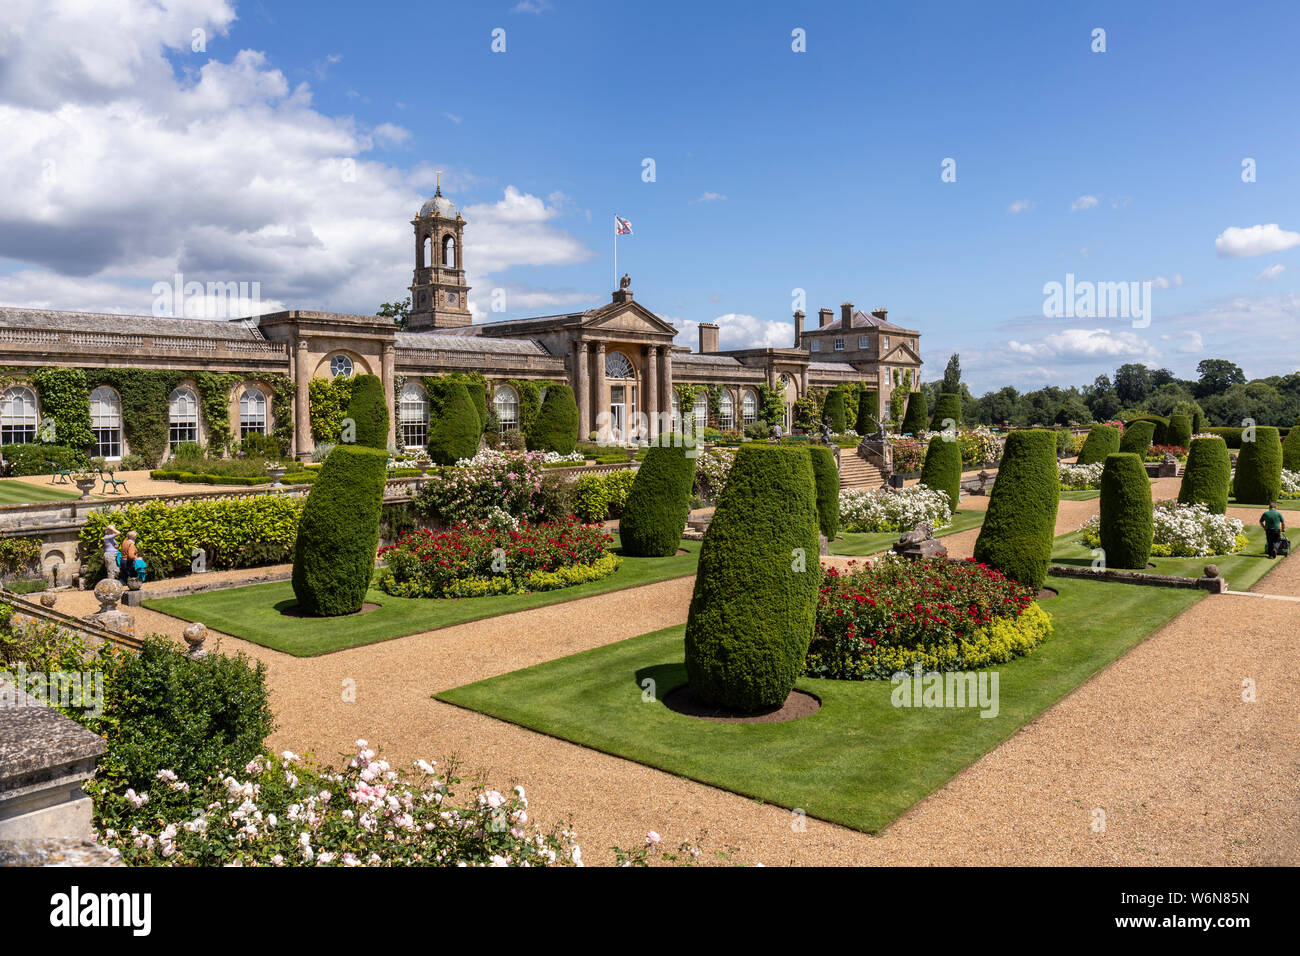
[[99, 468, 128, 495], [47, 460, 73, 484]]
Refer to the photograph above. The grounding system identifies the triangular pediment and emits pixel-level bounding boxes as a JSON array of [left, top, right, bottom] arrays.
[[583, 300, 678, 337], [881, 342, 921, 364]]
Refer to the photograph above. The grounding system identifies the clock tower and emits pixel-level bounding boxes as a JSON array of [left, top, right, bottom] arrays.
[[408, 179, 472, 330]]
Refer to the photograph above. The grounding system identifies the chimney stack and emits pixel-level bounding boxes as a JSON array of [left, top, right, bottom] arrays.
[[698, 322, 719, 354], [841, 302, 854, 327], [793, 309, 804, 348], [818, 308, 833, 328], [871, 307, 888, 322]]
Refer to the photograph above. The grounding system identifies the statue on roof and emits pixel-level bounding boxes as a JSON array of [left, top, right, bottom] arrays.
[[619, 272, 631, 291]]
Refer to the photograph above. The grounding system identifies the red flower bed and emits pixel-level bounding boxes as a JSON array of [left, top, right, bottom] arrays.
[[808, 556, 1035, 679], [376, 517, 613, 598]]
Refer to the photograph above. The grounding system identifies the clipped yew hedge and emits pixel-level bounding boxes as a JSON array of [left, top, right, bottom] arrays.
[[1128, 415, 1169, 446], [919, 435, 961, 512], [619, 439, 697, 557], [1283, 418, 1300, 471], [808, 445, 840, 540], [1232, 426, 1283, 505], [900, 392, 928, 435], [345, 374, 389, 450], [929, 392, 962, 431], [1178, 436, 1231, 514], [1166, 414, 1192, 450], [855, 389, 880, 434], [426, 382, 482, 465], [684, 445, 820, 711], [972, 429, 1059, 589], [526, 384, 579, 455], [1099, 453, 1153, 569], [822, 388, 847, 433], [1076, 424, 1121, 465], [1118, 420, 1156, 456], [291, 444, 388, 616]]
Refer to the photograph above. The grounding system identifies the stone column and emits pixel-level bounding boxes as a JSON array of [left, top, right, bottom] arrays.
[[294, 337, 311, 461], [573, 340, 590, 439], [381, 342, 396, 451], [644, 344, 659, 442], [593, 341, 607, 443], [659, 345, 673, 429]]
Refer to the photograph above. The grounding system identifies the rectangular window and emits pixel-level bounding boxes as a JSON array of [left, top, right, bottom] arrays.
[[169, 421, 197, 445], [882, 335, 890, 351], [93, 428, 121, 459], [400, 421, 426, 449], [834, 337, 845, 351], [859, 335, 870, 350], [809, 339, 821, 352]]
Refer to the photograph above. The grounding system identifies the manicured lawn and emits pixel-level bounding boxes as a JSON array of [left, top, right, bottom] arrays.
[[0, 479, 82, 505], [1231, 497, 1300, 511], [145, 537, 700, 657], [830, 508, 985, 556], [1059, 489, 1100, 500], [1050, 524, 1282, 591], [436, 577, 1201, 834]]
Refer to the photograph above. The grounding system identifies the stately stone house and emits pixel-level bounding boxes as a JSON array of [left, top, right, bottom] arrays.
[[0, 188, 922, 462]]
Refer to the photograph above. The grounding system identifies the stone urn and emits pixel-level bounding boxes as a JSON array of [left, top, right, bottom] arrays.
[[84, 577, 134, 638], [74, 474, 97, 500], [39, 591, 57, 609], [183, 622, 209, 659], [93, 577, 126, 612], [267, 465, 288, 490], [126, 576, 143, 591]]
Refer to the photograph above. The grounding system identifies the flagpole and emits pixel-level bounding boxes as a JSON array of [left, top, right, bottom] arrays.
[[613, 228, 617, 291]]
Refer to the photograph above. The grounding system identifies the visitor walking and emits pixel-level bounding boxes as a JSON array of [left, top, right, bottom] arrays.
[[1260, 503, 1286, 558], [772, 423, 783, 442], [120, 530, 140, 583]]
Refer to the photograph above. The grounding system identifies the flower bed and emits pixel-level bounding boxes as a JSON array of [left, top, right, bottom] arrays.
[[1078, 500, 1246, 557], [1059, 461, 1104, 490], [1144, 444, 1188, 462], [807, 556, 1050, 679], [375, 517, 618, 598], [888, 437, 925, 473], [413, 449, 545, 525], [1282, 468, 1300, 499], [694, 446, 735, 501], [839, 485, 952, 533]]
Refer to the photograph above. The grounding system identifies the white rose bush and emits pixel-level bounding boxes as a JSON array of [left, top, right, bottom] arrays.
[[839, 485, 953, 533], [1079, 500, 1247, 558], [1059, 461, 1104, 490]]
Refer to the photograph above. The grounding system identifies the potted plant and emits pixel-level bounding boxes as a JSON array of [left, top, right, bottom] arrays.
[[266, 461, 288, 489], [72, 471, 97, 500]]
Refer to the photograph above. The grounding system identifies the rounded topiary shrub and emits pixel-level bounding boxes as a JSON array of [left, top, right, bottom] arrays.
[[807, 445, 840, 540], [1192, 409, 1205, 435], [1118, 420, 1156, 456], [929, 392, 962, 431], [1166, 414, 1192, 450], [919, 435, 961, 513], [1099, 453, 1153, 569], [344, 374, 389, 450], [1232, 426, 1283, 505], [684, 445, 820, 711], [855, 389, 879, 434], [900, 391, 928, 435], [972, 429, 1059, 589], [526, 383, 579, 455], [1178, 436, 1231, 514], [1283, 418, 1300, 471], [426, 382, 482, 465], [822, 388, 846, 433], [291, 444, 387, 616], [1077, 424, 1121, 465], [619, 439, 698, 557]]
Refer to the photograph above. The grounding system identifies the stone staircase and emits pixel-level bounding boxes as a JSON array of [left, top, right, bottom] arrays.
[[837, 448, 889, 490]]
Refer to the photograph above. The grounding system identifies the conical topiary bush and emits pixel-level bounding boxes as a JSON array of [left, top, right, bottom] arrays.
[[971, 429, 1059, 589], [1283, 418, 1300, 471], [684, 444, 820, 711], [1118, 420, 1155, 457], [855, 388, 880, 434], [807, 444, 840, 540], [343, 374, 389, 450], [526, 384, 579, 454], [1166, 414, 1192, 450], [426, 381, 482, 465], [1178, 436, 1231, 514], [1077, 424, 1121, 465], [291, 444, 387, 616], [1099, 453, 1153, 569], [929, 392, 962, 432], [919, 435, 961, 513], [1232, 426, 1283, 505], [619, 438, 698, 557], [822, 388, 846, 433], [901, 392, 928, 435]]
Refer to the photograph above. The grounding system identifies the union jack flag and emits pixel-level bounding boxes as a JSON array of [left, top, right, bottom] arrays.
[[615, 215, 633, 235]]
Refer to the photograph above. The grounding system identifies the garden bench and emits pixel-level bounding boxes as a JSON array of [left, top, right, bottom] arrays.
[[99, 468, 128, 495], [46, 461, 73, 484]]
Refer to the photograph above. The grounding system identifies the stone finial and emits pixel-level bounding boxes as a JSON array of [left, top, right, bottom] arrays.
[[1203, 565, 1220, 578], [183, 622, 209, 659], [93, 578, 125, 612], [38, 592, 57, 609]]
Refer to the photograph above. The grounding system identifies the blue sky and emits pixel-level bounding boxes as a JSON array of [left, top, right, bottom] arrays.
[[2, 0, 1297, 392]]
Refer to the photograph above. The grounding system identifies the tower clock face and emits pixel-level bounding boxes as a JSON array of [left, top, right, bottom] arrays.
[[447, 292, 458, 306]]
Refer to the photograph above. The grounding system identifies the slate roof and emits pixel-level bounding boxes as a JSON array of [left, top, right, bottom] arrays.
[[812, 309, 914, 333], [672, 352, 744, 367], [0, 307, 266, 340], [396, 331, 550, 355], [807, 360, 859, 373]]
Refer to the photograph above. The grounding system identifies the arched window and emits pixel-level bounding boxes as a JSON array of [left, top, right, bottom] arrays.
[[719, 391, 735, 430], [399, 383, 428, 449], [239, 387, 267, 439], [605, 351, 635, 379], [692, 393, 708, 429], [742, 389, 758, 425], [442, 234, 456, 268], [169, 387, 199, 446], [0, 386, 38, 444], [329, 353, 354, 377], [90, 386, 123, 459], [422, 236, 432, 268], [494, 385, 519, 431]]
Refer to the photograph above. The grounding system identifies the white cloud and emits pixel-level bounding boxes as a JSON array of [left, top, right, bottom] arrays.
[[0, 0, 592, 316], [1006, 199, 1034, 215], [443, 111, 462, 125], [1255, 263, 1287, 282], [691, 191, 727, 203], [1006, 328, 1159, 362], [1159, 329, 1204, 353], [511, 0, 553, 12], [1215, 224, 1300, 258], [1149, 274, 1185, 289], [674, 313, 795, 351], [1070, 195, 1100, 212]]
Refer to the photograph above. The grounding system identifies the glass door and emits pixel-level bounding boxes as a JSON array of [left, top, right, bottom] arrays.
[[610, 385, 626, 442]]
